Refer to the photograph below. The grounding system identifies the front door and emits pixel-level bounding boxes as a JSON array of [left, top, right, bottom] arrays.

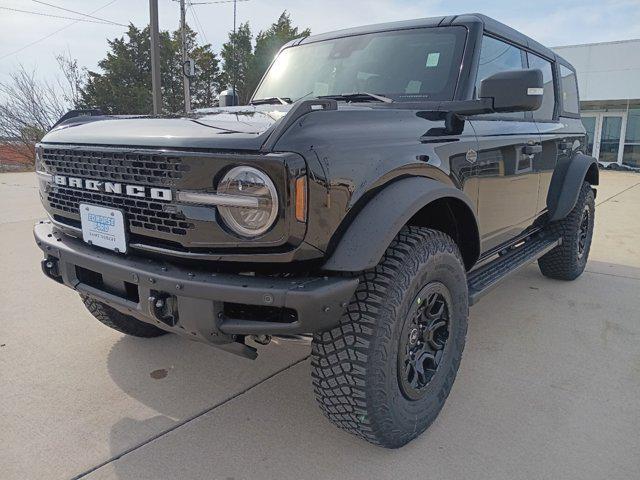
[[471, 120, 541, 252], [470, 35, 541, 253], [582, 112, 627, 165]]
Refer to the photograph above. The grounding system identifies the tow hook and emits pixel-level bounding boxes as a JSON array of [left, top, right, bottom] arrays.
[[41, 257, 62, 283], [149, 292, 178, 327]]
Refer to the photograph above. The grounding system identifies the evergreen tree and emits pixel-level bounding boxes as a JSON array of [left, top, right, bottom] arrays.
[[220, 12, 310, 105], [82, 25, 153, 114], [82, 24, 221, 114], [248, 12, 310, 100], [220, 22, 253, 105]]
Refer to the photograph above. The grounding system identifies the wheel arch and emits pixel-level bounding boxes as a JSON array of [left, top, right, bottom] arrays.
[[406, 196, 480, 270], [548, 153, 599, 222], [321, 177, 480, 272]]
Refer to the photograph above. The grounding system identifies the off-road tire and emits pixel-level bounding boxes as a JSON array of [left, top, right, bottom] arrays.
[[538, 181, 595, 280], [311, 227, 468, 448], [81, 294, 168, 337]]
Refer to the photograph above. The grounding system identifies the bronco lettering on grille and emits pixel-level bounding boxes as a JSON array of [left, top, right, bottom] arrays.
[[53, 175, 172, 202]]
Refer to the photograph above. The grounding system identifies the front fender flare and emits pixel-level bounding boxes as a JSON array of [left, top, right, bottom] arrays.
[[322, 177, 479, 272], [549, 153, 599, 222]]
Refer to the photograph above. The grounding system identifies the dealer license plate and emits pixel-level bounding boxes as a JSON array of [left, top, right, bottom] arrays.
[[79, 203, 127, 253]]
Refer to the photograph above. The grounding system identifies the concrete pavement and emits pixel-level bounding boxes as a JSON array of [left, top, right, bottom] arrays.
[[1, 171, 639, 479]]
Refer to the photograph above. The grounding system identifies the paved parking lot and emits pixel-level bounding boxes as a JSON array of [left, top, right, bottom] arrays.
[[1, 170, 639, 480]]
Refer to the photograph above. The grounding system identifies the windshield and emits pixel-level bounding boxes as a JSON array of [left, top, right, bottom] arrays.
[[253, 27, 467, 103]]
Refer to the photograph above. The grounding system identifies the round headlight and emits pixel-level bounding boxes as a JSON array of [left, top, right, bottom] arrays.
[[217, 166, 279, 237]]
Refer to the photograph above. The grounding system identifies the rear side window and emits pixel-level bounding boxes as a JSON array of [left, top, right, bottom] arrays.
[[476, 36, 525, 119], [527, 53, 555, 121], [560, 65, 579, 114]]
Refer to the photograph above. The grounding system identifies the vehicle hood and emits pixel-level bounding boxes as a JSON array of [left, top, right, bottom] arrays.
[[41, 105, 294, 151]]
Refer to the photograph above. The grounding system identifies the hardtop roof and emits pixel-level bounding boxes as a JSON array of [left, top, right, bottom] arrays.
[[297, 13, 574, 71]]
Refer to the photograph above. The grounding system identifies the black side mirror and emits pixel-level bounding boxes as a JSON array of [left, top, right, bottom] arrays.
[[479, 69, 543, 113]]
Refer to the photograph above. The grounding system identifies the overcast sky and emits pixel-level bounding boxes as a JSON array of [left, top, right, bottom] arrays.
[[1, 0, 639, 82]]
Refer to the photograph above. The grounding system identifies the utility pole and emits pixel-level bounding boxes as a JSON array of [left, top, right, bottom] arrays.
[[149, 0, 162, 114], [180, 0, 191, 113], [188, 0, 246, 106], [232, 0, 237, 105]]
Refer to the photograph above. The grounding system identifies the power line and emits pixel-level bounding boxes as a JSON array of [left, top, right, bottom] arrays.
[[30, 0, 127, 27], [0, 6, 122, 25], [0, 0, 120, 61], [188, 0, 208, 44], [190, 0, 249, 5], [0, 7, 126, 26], [191, 0, 250, 104]]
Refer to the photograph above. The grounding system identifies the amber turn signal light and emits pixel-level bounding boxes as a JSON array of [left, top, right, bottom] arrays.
[[295, 176, 307, 222]]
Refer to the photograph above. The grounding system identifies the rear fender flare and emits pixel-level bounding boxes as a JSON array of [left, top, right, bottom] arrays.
[[549, 153, 599, 222], [322, 177, 479, 272]]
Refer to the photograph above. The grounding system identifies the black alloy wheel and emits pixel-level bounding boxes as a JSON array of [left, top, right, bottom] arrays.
[[398, 283, 451, 401], [577, 206, 590, 259]]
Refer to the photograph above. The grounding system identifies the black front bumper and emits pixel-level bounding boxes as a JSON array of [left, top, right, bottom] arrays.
[[34, 221, 358, 355]]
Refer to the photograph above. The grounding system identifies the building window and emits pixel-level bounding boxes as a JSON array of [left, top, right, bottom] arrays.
[[527, 53, 555, 121], [559, 65, 579, 114], [623, 107, 640, 168], [582, 116, 596, 156]]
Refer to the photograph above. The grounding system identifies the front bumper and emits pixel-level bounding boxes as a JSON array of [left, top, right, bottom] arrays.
[[34, 221, 358, 356]]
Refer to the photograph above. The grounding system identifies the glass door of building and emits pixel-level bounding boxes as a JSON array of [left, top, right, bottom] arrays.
[[582, 112, 627, 165], [582, 115, 597, 156]]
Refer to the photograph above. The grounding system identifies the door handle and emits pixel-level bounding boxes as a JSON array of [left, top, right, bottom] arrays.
[[522, 144, 542, 155]]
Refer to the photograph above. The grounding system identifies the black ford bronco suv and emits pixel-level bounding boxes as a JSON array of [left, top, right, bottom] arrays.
[[34, 14, 598, 448]]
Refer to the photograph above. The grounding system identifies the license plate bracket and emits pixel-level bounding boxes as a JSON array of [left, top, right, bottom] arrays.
[[79, 203, 128, 253]]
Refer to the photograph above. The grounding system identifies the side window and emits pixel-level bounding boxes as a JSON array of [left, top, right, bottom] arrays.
[[476, 36, 525, 119], [560, 65, 579, 114], [527, 53, 555, 121]]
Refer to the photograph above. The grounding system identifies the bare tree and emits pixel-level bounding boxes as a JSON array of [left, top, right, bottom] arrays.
[[0, 52, 85, 165], [55, 51, 86, 109]]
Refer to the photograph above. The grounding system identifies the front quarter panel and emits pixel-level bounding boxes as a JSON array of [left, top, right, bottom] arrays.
[[272, 107, 480, 254]]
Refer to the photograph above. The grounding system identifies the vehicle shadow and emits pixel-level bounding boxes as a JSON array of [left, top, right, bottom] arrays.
[[102, 261, 640, 479], [105, 333, 309, 420], [103, 326, 405, 479], [104, 357, 406, 480]]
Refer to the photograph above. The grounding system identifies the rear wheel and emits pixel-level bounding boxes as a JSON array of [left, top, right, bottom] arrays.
[[311, 227, 468, 448], [538, 181, 595, 280], [81, 295, 168, 337]]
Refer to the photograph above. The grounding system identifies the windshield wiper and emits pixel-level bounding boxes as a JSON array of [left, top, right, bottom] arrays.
[[249, 96, 291, 105], [319, 92, 394, 104], [292, 91, 315, 103]]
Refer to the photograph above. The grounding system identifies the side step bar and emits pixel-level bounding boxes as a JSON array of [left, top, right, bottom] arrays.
[[467, 235, 562, 305]]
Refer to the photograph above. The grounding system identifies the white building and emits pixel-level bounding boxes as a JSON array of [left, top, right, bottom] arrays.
[[553, 39, 640, 168]]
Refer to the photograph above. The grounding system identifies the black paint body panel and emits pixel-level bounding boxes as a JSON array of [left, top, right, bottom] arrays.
[[37, 13, 594, 274]]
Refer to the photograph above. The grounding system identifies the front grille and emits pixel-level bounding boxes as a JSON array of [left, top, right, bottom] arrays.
[[38, 144, 294, 255], [42, 146, 197, 240], [42, 147, 189, 185], [48, 187, 194, 236]]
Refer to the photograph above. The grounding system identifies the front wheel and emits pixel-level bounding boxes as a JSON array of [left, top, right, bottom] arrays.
[[311, 227, 468, 448], [538, 181, 595, 280], [81, 295, 168, 338]]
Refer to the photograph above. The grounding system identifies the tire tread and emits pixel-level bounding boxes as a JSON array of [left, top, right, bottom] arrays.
[[81, 295, 167, 338], [311, 227, 467, 447], [538, 181, 595, 280]]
